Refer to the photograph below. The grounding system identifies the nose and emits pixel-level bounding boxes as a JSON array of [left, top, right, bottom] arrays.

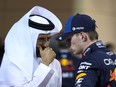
[[68, 46, 73, 52], [44, 41, 50, 47]]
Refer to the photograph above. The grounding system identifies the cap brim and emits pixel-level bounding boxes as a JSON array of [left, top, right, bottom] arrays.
[[55, 32, 73, 41]]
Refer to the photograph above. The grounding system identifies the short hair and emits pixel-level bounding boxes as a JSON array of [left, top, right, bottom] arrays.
[[86, 31, 98, 41], [75, 30, 98, 41]]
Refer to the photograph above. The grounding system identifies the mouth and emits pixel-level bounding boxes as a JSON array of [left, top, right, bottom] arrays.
[[41, 46, 46, 50], [36, 47, 46, 57], [70, 50, 77, 55], [37, 43, 46, 49]]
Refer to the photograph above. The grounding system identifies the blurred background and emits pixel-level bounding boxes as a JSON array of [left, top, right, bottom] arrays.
[[0, 0, 116, 87], [0, 0, 116, 52]]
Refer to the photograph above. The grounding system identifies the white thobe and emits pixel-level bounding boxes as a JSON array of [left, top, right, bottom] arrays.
[[0, 58, 62, 87], [0, 6, 62, 87]]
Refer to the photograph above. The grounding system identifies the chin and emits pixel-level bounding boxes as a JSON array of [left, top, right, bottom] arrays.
[[42, 46, 46, 50], [73, 52, 82, 58], [76, 54, 82, 58]]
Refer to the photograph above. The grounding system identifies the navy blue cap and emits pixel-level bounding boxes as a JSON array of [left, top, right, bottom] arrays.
[[56, 13, 96, 41]]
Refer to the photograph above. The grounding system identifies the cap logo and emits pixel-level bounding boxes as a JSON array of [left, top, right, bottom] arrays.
[[96, 41, 105, 48], [58, 36, 62, 40], [72, 27, 84, 31]]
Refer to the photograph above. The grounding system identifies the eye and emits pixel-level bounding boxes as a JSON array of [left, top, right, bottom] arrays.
[[38, 37, 46, 42], [47, 37, 51, 41], [38, 37, 51, 42]]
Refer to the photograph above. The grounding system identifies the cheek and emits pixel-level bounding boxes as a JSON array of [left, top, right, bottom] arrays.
[[70, 41, 77, 50], [71, 39, 81, 51], [37, 42, 43, 46], [72, 43, 79, 50], [44, 41, 49, 47]]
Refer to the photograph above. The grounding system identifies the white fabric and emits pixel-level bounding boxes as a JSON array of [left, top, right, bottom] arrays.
[[36, 58, 62, 87], [0, 59, 62, 87], [29, 16, 49, 24], [0, 6, 62, 87]]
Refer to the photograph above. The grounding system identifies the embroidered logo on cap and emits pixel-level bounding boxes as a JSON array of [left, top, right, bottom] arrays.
[[72, 27, 84, 31], [58, 37, 62, 40]]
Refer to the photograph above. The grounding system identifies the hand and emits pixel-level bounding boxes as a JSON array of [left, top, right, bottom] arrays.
[[39, 46, 56, 66]]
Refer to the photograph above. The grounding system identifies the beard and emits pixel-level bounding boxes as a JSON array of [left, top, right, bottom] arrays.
[[36, 46, 46, 57]]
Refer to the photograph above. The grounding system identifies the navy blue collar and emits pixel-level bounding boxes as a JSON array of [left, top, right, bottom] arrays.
[[83, 40, 106, 57]]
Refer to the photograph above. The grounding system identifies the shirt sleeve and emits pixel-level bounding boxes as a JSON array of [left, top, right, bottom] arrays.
[[15, 63, 54, 87], [75, 59, 100, 87], [47, 59, 62, 87], [56, 60, 62, 87]]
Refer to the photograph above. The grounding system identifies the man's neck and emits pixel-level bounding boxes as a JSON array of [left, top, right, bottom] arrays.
[[83, 40, 97, 53]]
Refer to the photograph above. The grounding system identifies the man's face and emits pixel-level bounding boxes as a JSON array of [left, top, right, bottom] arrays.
[[37, 34, 52, 49], [36, 34, 52, 57], [69, 34, 83, 55]]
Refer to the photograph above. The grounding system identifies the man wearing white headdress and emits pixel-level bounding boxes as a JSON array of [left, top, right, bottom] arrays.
[[0, 6, 62, 87]]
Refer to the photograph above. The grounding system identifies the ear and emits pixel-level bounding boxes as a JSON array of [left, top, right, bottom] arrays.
[[79, 32, 87, 42]]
